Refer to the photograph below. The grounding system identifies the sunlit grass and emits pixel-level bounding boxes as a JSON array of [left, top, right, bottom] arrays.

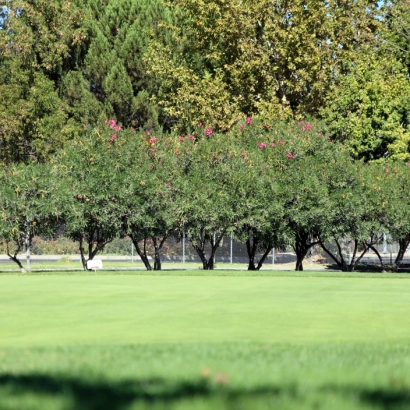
[[1, 273, 410, 409]]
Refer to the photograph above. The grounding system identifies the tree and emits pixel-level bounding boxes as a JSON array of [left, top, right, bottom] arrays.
[[55, 120, 128, 270], [146, 0, 381, 132], [321, 56, 410, 162], [0, 163, 60, 271], [379, 161, 410, 270], [119, 130, 181, 271], [72, 0, 176, 132], [0, 0, 88, 163]]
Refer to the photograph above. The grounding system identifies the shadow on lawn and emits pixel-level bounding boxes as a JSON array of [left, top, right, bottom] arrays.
[[1, 374, 410, 409]]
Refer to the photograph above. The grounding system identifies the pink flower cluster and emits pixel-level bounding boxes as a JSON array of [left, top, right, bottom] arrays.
[[205, 128, 213, 136], [298, 121, 312, 132], [258, 142, 267, 149], [105, 119, 122, 132]]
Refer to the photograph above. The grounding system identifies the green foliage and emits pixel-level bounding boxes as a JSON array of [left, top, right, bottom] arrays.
[[55, 120, 130, 268], [77, 0, 176, 131], [322, 56, 410, 161], [0, 0, 88, 163], [147, 0, 381, 132], [0, 162, 60, 269]]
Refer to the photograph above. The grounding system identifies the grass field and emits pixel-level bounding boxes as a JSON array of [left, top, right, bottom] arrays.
[[1, 272, 410, 409]]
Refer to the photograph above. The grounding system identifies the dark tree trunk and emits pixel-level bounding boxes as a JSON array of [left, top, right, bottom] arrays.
[[130, 234, 152, 270], [152, 236, 167, 271], [368, 244, 385, 272], [246, 234, 258, 271], [319, 238, 347, 271], [190, 229, 225, 270], [6, 242, 24, 271], [395, 236, 410, 270], [245, 229, 273, 270], [293, 230, 318, 271]]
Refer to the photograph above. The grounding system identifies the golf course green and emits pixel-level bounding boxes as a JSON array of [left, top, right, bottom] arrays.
[[1, 272, 410, 409]]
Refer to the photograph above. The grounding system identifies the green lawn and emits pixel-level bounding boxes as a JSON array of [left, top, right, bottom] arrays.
[[1, 273, 410, 409]]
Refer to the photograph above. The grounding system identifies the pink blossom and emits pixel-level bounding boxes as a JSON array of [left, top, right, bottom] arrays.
[[179, 136, 185, 141], [111, 134, 117, 140], [113, 125, 122, 131], [305, 124, 312, 131], [246, 117, 252, 124], [150, 137, 157, 144], [175, 150, 180, 155], [150, 148, 155, 152], [386, 168, 390, 173], [407, 162, 410, 167], [186, 150, 190, 155], [188, 135, 195, 141], [270, 142, 276, 147], [83, 125, 87, 129], [240, 152, 246, 158], [266, 164, 270, 168], [198, 121, 203, 127], [287, 152, 293, 159], [166, 183, 171, 188], [205, 128, 213, 136], [239, 124, 245, 131], [258, 142, 267, 149], [279, 140, 285, 145], [147, 131, 151, 136]]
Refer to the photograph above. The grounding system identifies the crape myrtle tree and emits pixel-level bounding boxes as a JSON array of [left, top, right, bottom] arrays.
[[120, 130, 181, 271], [319, 160, 393, 271], [376, 161, 410, 270], [170, 126, 259, 270], [146, 0, 382, 133], [275, 121, 343, 271], [0, 0, 88, 163], [0, 162, 60, 271], [55, 119, 128, 270], [231, 118, 291, 270]]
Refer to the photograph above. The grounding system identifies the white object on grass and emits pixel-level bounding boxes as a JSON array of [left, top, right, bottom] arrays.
[[87, 259, 103, 272]]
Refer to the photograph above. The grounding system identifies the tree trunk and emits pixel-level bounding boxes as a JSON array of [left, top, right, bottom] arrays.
[[395, 237, 410, 270], [79, 237, 87, 270], [190, 229, 225, 270], [256, 244, 274, 270], [293, 230, 318, 271], [246, 235, 258, 270], [152, 236, 167, 271], [130, 235, 152, 270], [6, 242, 24, 271], [368, 244, 385, 272]]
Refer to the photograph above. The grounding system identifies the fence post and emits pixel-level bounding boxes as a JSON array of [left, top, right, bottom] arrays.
[[131, 242, 134, 262], [230, 233, 233, 264], [182, 234, 185, 263], [272, 248, 275, 265]]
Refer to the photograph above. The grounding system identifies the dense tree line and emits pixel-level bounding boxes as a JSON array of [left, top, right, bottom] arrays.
[[2, 119, 410, 272], [1, 0, 410, 271]]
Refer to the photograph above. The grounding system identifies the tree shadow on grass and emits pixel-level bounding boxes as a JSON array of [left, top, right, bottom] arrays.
[[1, 374, 410, 409]]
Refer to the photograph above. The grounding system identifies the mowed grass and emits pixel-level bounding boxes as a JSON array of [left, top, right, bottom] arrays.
[[1, 273, 410, 409]]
